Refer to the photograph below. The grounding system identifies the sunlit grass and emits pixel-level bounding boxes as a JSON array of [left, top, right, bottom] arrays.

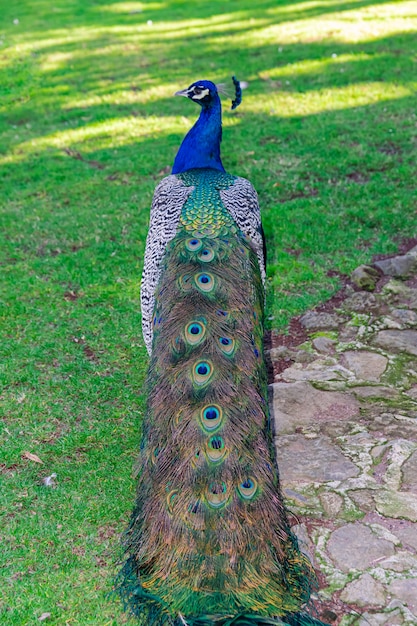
[[258, 53, 373, 78], [244, 82, 413, 116], [98, 1, 163, 12], [1, 0, 417, 624], [0, 115, 185, 164]]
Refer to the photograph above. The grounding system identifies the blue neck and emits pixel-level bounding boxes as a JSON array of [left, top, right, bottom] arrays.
[[172, 95, 225, 174]]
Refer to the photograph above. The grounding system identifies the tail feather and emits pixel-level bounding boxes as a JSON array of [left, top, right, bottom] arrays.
[[115, 555, 331, 626], [282, 616, 330, 626], [117, 169, 333, 626], [173, 611, 331, 625]]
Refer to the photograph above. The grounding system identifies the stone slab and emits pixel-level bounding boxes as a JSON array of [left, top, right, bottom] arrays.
[[342, 291, 379, 313], [394, 524, 417, 551], [401, 450, 417, 492], [312, 336, 336, 353], [340, 572, 386, 607], [275, 434, 359, 485], [388, 578, 417, 611], [373, 330, 417, 356], [391, 308, 417, 325], [299, 311, 344, 331], [280, 362, 351, 383], [292, 523, 317, 565], [341, 350, 388, 382], [351, 385, 399, 400], [375, 489, 417, 522], [320, 491, 343, 517], [327, 523, 395, 572], [375, 253, 417, 279], [348, 489, 376, 513], [351, 265, 380, 291], [379, 551, 417, 572], [270, 382, 360, 434]]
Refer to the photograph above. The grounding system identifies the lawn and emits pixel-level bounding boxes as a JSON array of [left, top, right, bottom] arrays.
[[1, 0, 416, 624]]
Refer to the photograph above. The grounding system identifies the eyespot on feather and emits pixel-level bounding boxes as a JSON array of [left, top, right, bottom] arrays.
[[206, 482, 229, 508], [179, 273, 193, 291], [191, 449, 204, 468], [172, 335, 186, 356], [237, 477, 258, 500], [206, 435, 227, 463], [200, 405, 223, 432], [167, 490, 179, 514], [184, 499, 205, 530], [185, 237, 202, 252], [185, 321, 206, 345], [198, 247, 214, 262], [174, 408, 185, 426], [151, 447, 160, 465], [194, 272, 215, 292], [192, 360, 213, 385], [218, 336, 236, 356]]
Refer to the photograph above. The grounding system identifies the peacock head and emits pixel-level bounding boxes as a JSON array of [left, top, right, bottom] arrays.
[[175, 80, 218, 108], [175, 77, 242, 110]]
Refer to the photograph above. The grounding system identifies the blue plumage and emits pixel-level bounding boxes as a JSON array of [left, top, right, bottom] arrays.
[[172, 80, 225, 174]]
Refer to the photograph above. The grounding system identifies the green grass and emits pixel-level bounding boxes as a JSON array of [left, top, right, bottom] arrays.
[[0, 0, 416, 623]]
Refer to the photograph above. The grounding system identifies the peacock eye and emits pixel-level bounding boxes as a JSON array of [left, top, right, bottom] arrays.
[[194, 272, 215, 292], [218, 336, 236, 356], [200, 404, 223, 432], [206, 482, 229, 508], [167, 490, 179, 514], [237, 477, 258, 500], [209, 436, 224, 450], [186, 237, 202, 252], [192, 360, 213, 386], [198, 247, 214, 262], [185, 321, 206, 345]]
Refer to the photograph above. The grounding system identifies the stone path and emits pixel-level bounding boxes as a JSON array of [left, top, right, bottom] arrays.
[[269, 245, 417, 625]]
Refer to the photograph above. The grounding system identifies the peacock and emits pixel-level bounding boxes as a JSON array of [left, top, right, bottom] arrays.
[[116, 78, 331, 626]]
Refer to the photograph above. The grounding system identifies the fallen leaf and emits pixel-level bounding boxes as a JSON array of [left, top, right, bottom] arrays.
[[38, 613, 51, 622], [22, 451, 43, 464]]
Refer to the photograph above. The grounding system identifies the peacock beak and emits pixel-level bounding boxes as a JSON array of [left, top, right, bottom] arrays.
[[174, 88, 190, 97]]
